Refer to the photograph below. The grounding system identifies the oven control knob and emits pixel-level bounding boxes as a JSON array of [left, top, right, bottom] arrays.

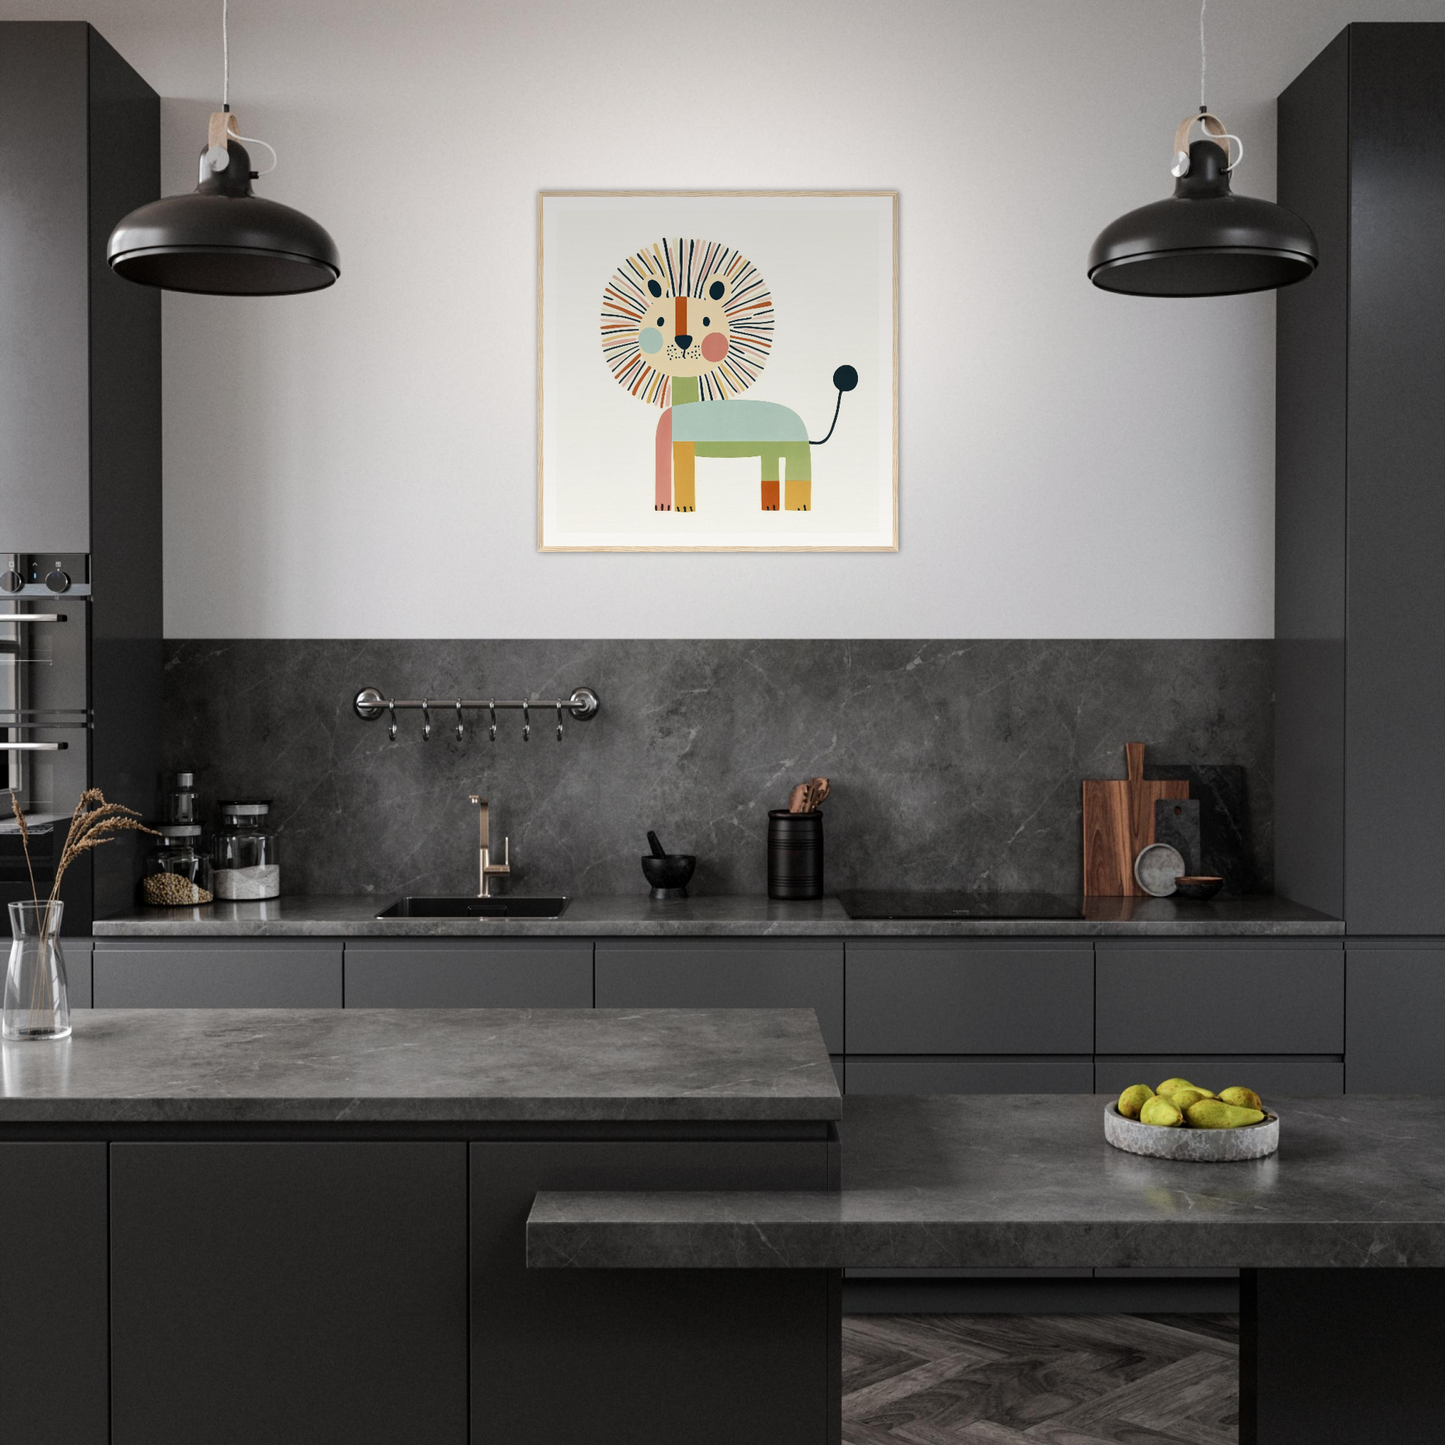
[[44, 569, 71, 594], [0, 570, 22, 593]]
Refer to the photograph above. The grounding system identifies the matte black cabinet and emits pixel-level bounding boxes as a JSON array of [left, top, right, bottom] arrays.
[[1345, 943, 1445, 1091], [1094, 1057, 1344, 1097], [94, 940, 343, 1007], [846, 1058, 1094, 1095], [471, 1139, 834, 1445], [0, 22, 162, 931], [62, 938, 93, 1008], [110, 1142, 469, 1445], [344, 938, 592, 1008], [595, 940, 844, 1053], [1095, 943, 1343, 1055], [846, 941, 1093, 1055], [1277, 24, 1445, 935], [0, 1143, 109, 1445]]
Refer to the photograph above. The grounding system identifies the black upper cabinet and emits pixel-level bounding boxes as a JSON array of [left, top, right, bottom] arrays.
[[0, 23, 158, 553], [0, 24, 162, 923], [1277, 24, 1445, 935]]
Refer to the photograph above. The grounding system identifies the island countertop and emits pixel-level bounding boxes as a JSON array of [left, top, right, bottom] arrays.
[[528, 1093, 1445, 1270], [90, 893, 1343, 938], [0, 1007, 841, 1125]]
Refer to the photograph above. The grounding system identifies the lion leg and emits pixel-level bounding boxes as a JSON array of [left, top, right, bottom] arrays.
[[654, 408, 673, 510], [782, 443, 812, 512], [673, 442, 696, 512], [760, 452, 780, 511]]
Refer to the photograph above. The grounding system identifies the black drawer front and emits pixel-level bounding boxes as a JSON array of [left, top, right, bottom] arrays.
[[846, 943, 1093, 1055], [845, 1057, 1094, 1095], [1095, 944, 1343, 1054], [93, 941, 343, 1008], [344, 940, 592, 1009], [1346, 946, 1445, 1091], [594, 941, 843, 1053], [1095, 1056, 1344, 1097]]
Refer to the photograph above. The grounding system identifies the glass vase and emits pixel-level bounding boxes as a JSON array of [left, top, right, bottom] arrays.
[[4, 901, 71, 1042]]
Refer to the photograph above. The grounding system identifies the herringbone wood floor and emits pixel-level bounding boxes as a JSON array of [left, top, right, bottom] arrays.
[[842, 1313, 1239, 1444]]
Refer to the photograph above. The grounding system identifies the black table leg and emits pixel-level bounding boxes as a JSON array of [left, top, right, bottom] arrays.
[[1242, 1268, 1445, 1444]]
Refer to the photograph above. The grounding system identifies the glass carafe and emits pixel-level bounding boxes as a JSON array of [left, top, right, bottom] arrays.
[[4, 901, 71, 1041]]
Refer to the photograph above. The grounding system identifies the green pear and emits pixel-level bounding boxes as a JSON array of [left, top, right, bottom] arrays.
[[1140, 1096, 1185, 1127], [1156, 1077, 1196, 1096], [1185, 1099, 1266, 1129], [1168, 1087, 1211, 1111], [1117, 1084, 1154, 1119], [1218, 1086, 1264, 1112]]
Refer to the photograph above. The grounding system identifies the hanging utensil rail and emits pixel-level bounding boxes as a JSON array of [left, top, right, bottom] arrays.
[[353, 685, 600, 743]]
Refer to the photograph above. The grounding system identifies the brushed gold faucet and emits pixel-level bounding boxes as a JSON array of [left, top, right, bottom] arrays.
[[468, 794, 511, 897]]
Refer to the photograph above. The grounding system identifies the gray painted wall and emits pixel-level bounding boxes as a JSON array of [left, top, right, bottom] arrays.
[[164, 639, 1272, 898], [4, 0, 1441, 637]]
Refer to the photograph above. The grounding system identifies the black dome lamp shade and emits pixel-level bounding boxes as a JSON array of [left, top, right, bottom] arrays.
[[108, 113, 339, 295], [106, 3, 338, 296], [1088, 110, 1317, 298]]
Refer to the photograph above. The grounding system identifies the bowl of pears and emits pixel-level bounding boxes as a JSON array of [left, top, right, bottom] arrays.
[[1105, 1077, 1278, 1161]]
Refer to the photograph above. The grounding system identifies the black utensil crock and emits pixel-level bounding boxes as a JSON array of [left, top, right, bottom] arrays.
[[768, 809, 823, 900]]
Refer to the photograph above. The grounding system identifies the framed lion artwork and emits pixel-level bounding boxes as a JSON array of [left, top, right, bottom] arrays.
[[538, 191, 897, 551]]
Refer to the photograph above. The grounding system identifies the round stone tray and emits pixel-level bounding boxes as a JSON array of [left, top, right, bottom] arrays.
[[1104, 1103, 1279, 1162]]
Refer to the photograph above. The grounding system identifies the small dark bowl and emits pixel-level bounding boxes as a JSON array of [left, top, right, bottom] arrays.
[[1173, 875, 1225, 901], [642, 854, 696, 900]]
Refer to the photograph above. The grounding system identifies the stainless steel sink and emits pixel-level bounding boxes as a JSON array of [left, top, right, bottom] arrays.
[[376, 896, 569, 919]]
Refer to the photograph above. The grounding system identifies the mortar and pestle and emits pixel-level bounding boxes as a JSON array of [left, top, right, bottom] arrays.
[[642, 830, 696, 900]]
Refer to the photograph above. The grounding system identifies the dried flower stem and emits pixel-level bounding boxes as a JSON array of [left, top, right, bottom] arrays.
[[10, 794, 38, 905], [9, 791, 159, 1017]]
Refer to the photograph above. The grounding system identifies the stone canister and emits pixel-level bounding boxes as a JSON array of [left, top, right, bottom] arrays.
[[767, 810, 823, 901]]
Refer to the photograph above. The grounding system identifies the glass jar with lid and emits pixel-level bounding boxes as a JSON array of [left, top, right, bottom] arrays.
[[160, 771, 200, 825], [141, 825, 215, 907], [211, 800, 281, 900]]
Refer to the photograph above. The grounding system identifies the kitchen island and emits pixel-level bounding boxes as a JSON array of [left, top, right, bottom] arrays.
[[0, 1007, 841, 1445], [532, 1092, 1445, 1444]]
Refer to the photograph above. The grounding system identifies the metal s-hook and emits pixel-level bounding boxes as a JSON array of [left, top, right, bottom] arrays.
[[387, 699, 398, 742], [421, 699, 432, 741], [522, 702, 530, 743], [488, 701, 497, 743], [556, 702, 564, 742], [455, 700, 465, 741]]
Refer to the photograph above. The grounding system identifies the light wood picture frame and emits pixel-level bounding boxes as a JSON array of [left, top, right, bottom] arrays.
[[538, 191, 898, 552]]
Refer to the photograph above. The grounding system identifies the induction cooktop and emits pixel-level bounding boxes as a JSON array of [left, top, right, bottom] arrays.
[[836, 891, 1085, 920]]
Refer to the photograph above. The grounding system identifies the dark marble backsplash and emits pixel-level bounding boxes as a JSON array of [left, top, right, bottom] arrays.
[[163, 640, 1273, 900]]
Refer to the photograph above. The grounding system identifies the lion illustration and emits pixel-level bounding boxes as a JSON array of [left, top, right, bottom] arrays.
[[600, 237, 856, 513]]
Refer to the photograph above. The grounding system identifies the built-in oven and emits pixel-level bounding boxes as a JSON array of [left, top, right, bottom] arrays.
[[1, 554, 93, 928]]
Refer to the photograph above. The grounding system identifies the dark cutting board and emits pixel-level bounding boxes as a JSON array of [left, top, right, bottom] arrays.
[[1145, 763, 1258, 896], [1082, 743, 1189, 896], [1154, 797, 1202, 875]]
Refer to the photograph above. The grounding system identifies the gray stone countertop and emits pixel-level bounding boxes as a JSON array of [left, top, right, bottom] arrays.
[[0, 1008, 840, 1124], [528, 1093, 1445, 1270], [91, 893, 1343, 938]]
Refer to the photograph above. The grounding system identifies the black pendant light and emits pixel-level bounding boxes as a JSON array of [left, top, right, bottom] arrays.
[[107, 2, 338, 296], [1087, 2, 1316, 297]]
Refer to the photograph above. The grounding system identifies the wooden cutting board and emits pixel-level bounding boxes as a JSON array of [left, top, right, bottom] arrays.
[[1083, 743, 1189, 896]]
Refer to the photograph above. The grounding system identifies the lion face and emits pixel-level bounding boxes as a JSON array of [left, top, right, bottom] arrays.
[[634, 274, 732, 378], [601, 238, 774, 405]]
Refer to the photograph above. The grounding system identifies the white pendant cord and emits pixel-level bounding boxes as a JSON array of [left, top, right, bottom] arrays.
[[1199, 0, 1207, 111], [1170, 0, 1242, 176], [231, 130, 278, 174], [210, 0, 278, 176]]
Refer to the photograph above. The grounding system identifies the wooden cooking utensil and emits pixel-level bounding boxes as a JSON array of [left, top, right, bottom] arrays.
[[788, 783, 808, 813], [1082, 743, 1189, 896]]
